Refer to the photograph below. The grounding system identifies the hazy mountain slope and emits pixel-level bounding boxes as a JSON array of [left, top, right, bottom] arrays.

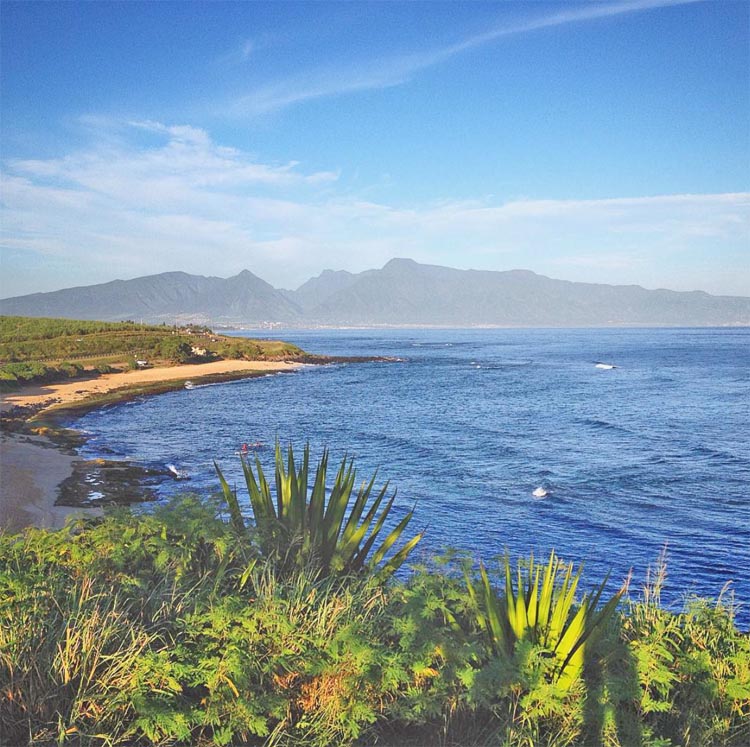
[[1, 260, 748, 326], [0, 270, 302, 324], [205, 270, 302, 322], [302, 259, 750, 326], [283, 269, 358, 311]]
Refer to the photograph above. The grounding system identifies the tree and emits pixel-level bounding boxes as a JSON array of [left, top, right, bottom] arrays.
[[159, 338, 193, 363]]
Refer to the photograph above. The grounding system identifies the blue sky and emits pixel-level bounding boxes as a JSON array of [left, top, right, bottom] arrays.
[[1, 0, 748, 297]]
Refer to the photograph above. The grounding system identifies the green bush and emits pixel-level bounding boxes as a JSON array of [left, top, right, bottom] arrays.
[[57, 361, 84, 378], [159, 338, 193, 363], [616, 558, 750, 746], [2, 361, 48, 381], [0, 494, 747, 746]]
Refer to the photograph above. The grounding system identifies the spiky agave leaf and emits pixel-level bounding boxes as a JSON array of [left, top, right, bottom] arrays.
[[215, 443, 421, 578], [306, 448, 329, 546], [240, 457, 273, 525], [379, 530, 424, 577], [289, 443, 309, 532], [512, 561, 529, 641], [556, 574, 624, 683], [339, 474, 378, 548], [527, 564, 541, 630], [337, 479, 387, 568], [464, 561, 508, 657], [466, 550, 623, 690], [321, 457, 356, 561], [214, 461, 245, 533], [537, 552, 558, 636], [352, 485, 397, 564]]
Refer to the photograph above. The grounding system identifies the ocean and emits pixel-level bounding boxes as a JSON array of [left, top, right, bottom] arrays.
[[72, 327, 750, 624]]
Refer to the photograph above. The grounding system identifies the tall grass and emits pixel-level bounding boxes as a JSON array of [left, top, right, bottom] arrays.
[[1, 498, 748, 746], [617, 553, 750, 746], [0, 542, 159, 743]]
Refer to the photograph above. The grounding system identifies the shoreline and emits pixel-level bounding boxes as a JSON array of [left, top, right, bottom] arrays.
[[0, 431, 103, 532], [0, 358, 303, 417], [0, 359, 305, 533]]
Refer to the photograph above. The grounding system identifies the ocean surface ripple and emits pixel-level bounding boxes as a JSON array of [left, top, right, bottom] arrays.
[[73, 328, 750, 625]]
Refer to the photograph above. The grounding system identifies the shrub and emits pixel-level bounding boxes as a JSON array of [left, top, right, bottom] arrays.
[[2, 361, 48, 381], [466, 552, 624, 690], [159, 338, 193, 363], [215, 443, 423, 578], [0, 369, 18, 391], [0, 489, 747, 746], [58, 361, 83, 378], [618, 557, 750, 746]]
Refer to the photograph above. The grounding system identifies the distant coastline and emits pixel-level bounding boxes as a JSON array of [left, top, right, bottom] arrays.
[[216, 321, 750, 331]]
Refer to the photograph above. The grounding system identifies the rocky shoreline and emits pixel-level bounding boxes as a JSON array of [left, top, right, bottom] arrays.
[[0, 354, 400, 531]]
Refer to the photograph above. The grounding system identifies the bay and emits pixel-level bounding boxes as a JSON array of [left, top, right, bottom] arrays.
[[73, 327, 750, 624]]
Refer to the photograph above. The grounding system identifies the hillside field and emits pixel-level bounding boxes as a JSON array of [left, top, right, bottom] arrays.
[[0, 316, 302, 390]]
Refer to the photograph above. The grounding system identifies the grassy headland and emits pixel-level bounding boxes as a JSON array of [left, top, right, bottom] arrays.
[[0, 315, 304, 392], [0, 316, 390, 529], [0, 315, 384, 424], [0, 316, 308, 530]]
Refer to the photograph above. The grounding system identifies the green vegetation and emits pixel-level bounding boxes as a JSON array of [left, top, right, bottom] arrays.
[[1, 514, 747, 746], [1, 448, 748, 746], [215, 443, 422, 577], [466, 552, 624, 692], [0, 360, 79, 385], [0, 316, 304, 390]]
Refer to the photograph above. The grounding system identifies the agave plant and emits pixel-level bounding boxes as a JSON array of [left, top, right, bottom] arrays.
[[466, 551, 623, 689], [215, 443, 422, 577]]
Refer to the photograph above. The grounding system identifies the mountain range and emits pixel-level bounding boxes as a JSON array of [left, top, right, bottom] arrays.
[[2, 259, 749, 327]]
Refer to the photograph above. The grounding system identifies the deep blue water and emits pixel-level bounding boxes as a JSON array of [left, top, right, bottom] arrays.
[[73, 328, 750, 624]]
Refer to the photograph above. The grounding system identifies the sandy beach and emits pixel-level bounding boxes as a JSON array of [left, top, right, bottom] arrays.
[[0, 358, 302, 413], [0, 432, 102, 532], [0, 359, 303, 532]]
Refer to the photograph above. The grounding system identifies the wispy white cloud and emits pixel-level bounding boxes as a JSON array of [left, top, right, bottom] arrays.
[[445, 0, 703, 55], [232, 0, 703, 115], [10, 121, 338, 208], [216, 37, 262, 66], [2, 121, 748, 297], [239, 39, 255, 61]]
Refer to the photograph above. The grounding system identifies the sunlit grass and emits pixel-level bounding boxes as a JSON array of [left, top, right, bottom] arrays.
[[0, 493, 747, 745]]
